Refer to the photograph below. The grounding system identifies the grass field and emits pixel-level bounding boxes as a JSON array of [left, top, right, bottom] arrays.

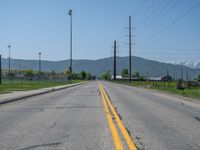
[[113, 80, 200, 100], [0, 80, 82, 94]]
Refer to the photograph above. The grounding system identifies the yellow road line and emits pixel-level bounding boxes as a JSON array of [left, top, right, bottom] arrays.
[[100, 82, 137, 150], [99, 84, 123, 150]]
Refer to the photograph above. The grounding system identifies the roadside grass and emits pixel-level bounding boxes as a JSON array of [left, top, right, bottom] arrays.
[[0, 80, 83, 94], [113, 80, 200, 100]]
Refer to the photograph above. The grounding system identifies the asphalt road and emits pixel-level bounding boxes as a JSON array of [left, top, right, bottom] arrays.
[[103, 81, 200, 150], [0, 81, 200, 150], [0, 82, 114, 150]]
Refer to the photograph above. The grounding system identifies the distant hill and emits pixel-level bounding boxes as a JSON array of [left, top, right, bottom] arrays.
[[2, 56, 200, 79], [170, 60, 200, 69]]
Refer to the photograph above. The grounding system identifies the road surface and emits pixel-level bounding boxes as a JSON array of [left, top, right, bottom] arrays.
[[0, 81, 200, 150], [103, 81, 200, 150], [0, 82, 113, 150]]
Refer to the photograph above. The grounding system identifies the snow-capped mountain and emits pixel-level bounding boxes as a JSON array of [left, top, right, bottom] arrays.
[[171, 60, 200, 69]]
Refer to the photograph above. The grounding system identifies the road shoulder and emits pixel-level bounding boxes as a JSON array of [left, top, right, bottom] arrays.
[[110, 81, 200, 108], [0, 81, 88, 105]]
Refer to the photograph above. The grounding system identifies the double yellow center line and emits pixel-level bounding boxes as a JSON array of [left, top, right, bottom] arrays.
[[99, 82, 137, 150]]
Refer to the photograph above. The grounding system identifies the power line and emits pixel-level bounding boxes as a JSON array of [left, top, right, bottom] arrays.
[[135, 46, 200, 51], [133, 0, 147, 18], [145, 1, 200, 40], [121, 51, 200, 56], [137, 0, 180, 36], [116, 19, 128, 42], [135, 0, 162, 26]]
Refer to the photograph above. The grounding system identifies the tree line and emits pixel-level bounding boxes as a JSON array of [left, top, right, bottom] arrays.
[[3, 69, 96, 81], [101, 68, 146, 81]]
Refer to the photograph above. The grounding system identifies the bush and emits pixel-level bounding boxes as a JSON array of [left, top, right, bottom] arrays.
[[101, 71, 111, 80]]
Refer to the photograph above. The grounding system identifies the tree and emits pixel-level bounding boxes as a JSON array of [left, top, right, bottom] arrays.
[[101, 71, 111, 80], [92, 75, 96, 80], [35, 71, 44, 77], [7, 71, 15, 77], [121, 68, 128, 77], [197, 75, 200, 82], [50, 70, 56, 79], [22, 69, 34, 79], [133, 72, 140, 78], [81, 71, 87, 80], [64, 69, 71, 77], [71, 72, 78, 79], [86, 73, 92, 80]]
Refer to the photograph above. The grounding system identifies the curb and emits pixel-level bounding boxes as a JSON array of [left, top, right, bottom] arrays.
[[0, 81, 88, 105]]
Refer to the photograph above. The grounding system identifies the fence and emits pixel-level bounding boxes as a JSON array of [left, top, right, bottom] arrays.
[[2, 76, 69, 84]]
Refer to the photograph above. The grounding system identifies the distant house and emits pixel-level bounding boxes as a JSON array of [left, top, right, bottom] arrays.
[[111, 75, 122, 80], [150, 75, 172, 81], [111, 75, 143, 81], [150, 77, 161, 81], [160, 75, 172, 81], [16, 72, 25, 77]]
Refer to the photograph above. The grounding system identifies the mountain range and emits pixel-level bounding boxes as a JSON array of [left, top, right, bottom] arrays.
[[1, 56, 200, 79], [170, 60, 200, 69]]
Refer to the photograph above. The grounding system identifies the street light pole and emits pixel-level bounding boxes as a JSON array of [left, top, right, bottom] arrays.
[[8, 45, 11, 73], [68, 9, 72, 74], [129, 16, 132, 83], [113, 40, 116, 80], [38, 52, 41, 73]]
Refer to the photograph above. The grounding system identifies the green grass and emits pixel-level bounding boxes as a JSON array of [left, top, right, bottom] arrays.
[[0, 80, 83, 94], [113, 80, 200, 100]]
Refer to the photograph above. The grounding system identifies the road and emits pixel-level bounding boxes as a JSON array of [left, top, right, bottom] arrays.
[[0, 81, 200, 150], [102, 81, 200, 150], [0, 82, 113, 150]]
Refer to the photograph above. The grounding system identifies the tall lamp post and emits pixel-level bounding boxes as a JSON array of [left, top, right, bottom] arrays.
[[8, 45, 11, 73], [128, 16, 132, 82], [38, 52, 41, 73], [38, 52, 42, 81], [68, 9, 72, 74]]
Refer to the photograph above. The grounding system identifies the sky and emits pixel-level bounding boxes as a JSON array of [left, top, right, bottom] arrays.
[[0, 0, 200, 62]]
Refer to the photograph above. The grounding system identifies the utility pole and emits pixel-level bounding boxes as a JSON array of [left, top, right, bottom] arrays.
[[173, 69, 175, 81], [68, 9, 73, 74], [8, 45, 11, 73], [181, 68, 183, 80], [167, 69, 169, 76], [186, 70, 188, 81], [129, 16, 132, 82], [18, 59, 21, 72], [113, 40, 116, 80], [0, 55, 1, 84], [38, 52, 41, 72], [18, 59, 21, 78]]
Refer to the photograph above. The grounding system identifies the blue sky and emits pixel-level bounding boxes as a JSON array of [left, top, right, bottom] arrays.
[[0, 0, 200, 62]]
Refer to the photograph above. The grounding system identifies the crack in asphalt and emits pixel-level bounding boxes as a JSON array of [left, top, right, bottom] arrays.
[[194, 116, 200, 122], [19, 142, 62, 150]]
